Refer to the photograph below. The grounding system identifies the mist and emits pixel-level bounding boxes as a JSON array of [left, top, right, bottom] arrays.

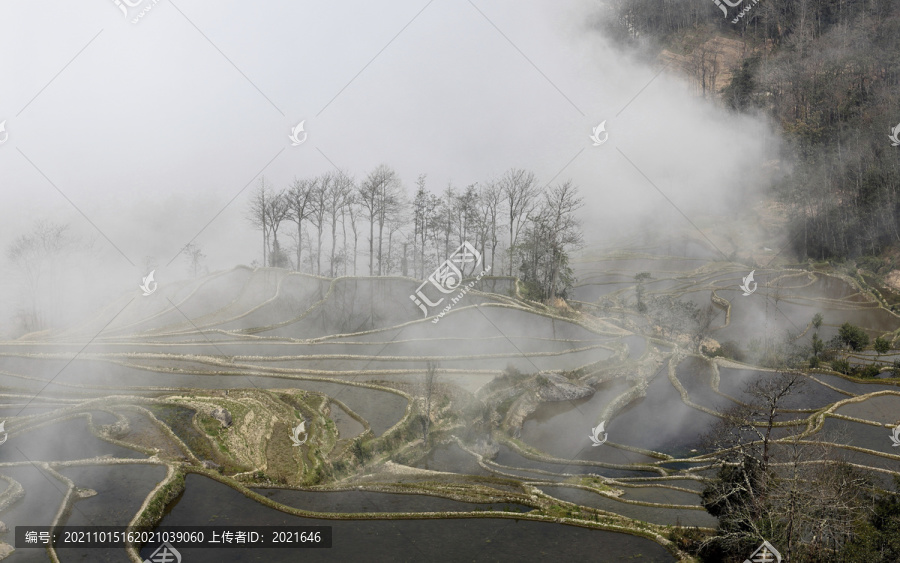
[[6, 4, 900, 562], [0, 0, 782, 337]]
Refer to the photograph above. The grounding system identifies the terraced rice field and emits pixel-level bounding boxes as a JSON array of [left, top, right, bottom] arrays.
[[1, 241, 898, 561]]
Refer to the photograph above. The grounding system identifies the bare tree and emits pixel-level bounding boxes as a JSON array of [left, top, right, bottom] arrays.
[[246, 178, 273, 266], [264, 189, 290, 268], [696, 372, 868, 560], [182, 242, 206, 277], [6, 221, 76, 332], [412, 174, 429, 277], [411, 175, 443, 278], [358, 169, 381, 276], [287, 177, 315, 273], [339, 190, 353, 276], [480, 180, 503, 273], [308, 175, 330, 276], [355, 165, 402, 276], [538, 181, 583, 300], [384, 187, 409, 276], [454, 184, 479, 274], [326, 172, 353, 277], [374, 166, 402, 275], [438, 184, 456, 260], [346, 193, 360, 276], [693, 42, 720, 98], [500, 168, 539, 276]]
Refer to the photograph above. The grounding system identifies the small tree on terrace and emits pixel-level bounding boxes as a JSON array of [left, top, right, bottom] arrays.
[[182, 242, 206, 277], [838, 322, 870, 352], [812, 312, 824, 330]]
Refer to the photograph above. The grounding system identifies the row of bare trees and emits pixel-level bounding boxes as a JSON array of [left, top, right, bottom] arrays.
[[6, 222, 77, 333], [246, 166, 583, 297]]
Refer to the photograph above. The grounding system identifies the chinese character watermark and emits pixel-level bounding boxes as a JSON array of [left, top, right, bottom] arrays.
[[410, 241, 491, 324], [712, 0, 761, 24], [111, 0, 162, 25]]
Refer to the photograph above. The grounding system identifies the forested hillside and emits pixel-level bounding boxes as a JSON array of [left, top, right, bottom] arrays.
[[600, 0, 900, 261]]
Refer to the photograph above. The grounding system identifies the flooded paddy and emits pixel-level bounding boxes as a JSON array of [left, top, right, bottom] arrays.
[[54, 465, 167, 562], [413, 443, 491, 476], [539, 485, 717, 528], [0, 467, 68, 563], [4, 415, 145, 463], [147, 475, 676, 562], [1, 247, 898, 562]]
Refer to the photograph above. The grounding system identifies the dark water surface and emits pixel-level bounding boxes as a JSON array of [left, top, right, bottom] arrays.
[[143, 474, 676, 562]]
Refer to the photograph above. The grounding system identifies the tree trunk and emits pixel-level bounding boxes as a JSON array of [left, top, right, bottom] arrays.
[[341, 210, 348, 276], [330, 220, 338, 277], [402, 243, 408, 277], [508, 222, 514, 276], [386, 230, 393, 275], [296, 221, 303, 273], [316, 225, 323, 275], [378, 217, 385, 276], [368, 213, 375, 276]]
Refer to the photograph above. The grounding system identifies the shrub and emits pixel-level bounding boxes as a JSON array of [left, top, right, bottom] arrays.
[[855, 364, 882, 378], [351, 439, 369, 463], [857, 255, 888, 274], [669, 526, 707, 556], [503, 364, 523, 379], [874, 336, 891, 355], [811, 333, 824, 358], [839, 323, 870, 352], [832, 359, 852, 374], [820, 348, 837, 362], [812, 312, 824, 330], [518, 280, 543, 301]]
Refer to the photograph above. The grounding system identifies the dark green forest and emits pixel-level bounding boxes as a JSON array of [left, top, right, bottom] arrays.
[[601, 0, 900, 261]]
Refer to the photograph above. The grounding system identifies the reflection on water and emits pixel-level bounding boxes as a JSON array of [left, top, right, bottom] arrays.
[[1, 248, 897, 562], [522, 367, 716, 460], [328, 402, 364, 439], [8, 416, 145, 463], [147, 474, 675, 562], [414, 443, 490, 476], [539, 485, 717, 528], [0, 466, 66, 563], [56, 464, 167, 563]]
